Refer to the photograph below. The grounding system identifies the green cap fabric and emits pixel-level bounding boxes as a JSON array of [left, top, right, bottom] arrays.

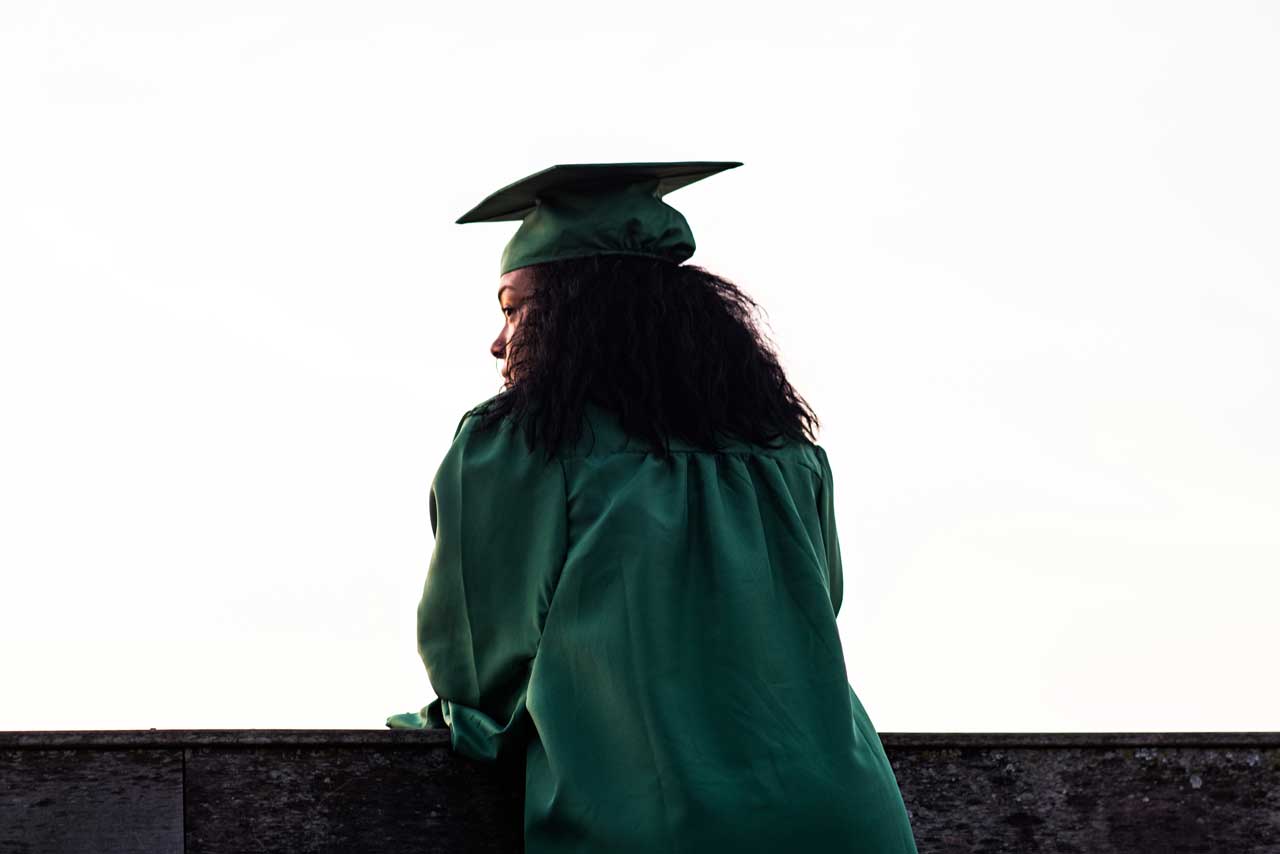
[[456, 161, 742, 275]]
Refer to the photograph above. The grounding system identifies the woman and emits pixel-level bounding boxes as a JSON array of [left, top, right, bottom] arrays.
[[389, 162, 919, 853]]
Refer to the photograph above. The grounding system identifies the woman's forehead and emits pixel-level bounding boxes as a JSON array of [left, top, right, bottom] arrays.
[[497, 267, 537, 300]]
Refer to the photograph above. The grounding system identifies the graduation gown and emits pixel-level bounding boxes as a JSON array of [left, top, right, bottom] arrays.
[[388, 396, 919, 854]]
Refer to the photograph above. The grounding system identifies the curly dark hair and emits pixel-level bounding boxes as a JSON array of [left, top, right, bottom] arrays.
[[469, 254, 820, 463]]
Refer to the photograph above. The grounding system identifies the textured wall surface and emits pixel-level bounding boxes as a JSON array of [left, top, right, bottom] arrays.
[[2, 731, 1277, 853], [887, 733, 1280, 854]]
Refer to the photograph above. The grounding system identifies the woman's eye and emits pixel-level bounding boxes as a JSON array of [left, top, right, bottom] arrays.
[[502, 306, 514, 317]]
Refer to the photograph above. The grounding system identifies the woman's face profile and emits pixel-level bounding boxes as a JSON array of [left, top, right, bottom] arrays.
[[491, 266, 537, 386]]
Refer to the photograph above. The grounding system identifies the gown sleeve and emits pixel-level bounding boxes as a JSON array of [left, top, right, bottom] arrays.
[[814, 444, 845, 618], [385, 406, 569, 762]]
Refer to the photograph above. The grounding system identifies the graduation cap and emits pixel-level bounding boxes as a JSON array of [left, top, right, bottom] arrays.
[[456, 161, 743, 275]]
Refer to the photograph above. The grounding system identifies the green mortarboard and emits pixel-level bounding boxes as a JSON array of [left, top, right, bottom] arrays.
[[456, 161, 742, 275]]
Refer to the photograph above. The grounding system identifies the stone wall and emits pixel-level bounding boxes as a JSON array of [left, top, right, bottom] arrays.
[[2, 730, 1276, 852]]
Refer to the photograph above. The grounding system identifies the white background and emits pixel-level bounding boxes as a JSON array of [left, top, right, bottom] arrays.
[[1, 1, 1276, 731]]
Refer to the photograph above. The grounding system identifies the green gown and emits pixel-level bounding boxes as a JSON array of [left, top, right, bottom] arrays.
[[388, 396, 919, 854]]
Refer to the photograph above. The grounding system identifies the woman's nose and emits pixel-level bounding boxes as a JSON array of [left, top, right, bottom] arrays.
[[490, 332, 506, 360]]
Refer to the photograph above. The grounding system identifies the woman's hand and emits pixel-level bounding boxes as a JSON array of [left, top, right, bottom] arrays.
[[385, 698, 446, 729], [385, 710, 429, 729]]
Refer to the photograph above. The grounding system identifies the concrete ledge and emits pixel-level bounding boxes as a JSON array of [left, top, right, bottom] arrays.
[[3, 731, 1278, 852]]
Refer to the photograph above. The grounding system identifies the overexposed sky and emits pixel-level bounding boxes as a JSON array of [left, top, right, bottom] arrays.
[[1, 0, 1277, 731]]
